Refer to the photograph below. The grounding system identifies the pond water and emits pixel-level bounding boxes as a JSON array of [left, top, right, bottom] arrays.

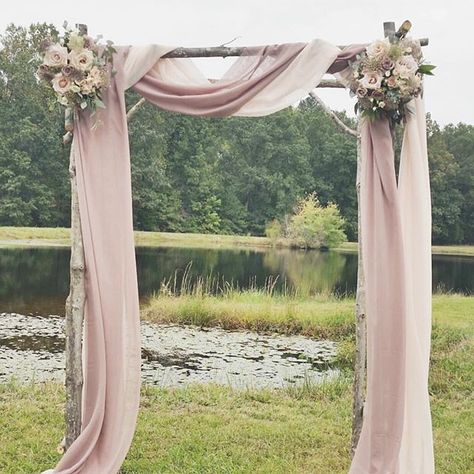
[[0, 246, 472, 316], [0, 312, 337, 388]]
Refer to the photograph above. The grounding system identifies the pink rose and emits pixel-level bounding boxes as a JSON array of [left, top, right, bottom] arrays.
[[381, 57, 394, 71], [356, 87, 368, 98], [69, 49, 95, 72], [360, 71, 383, 90], [61, 65, 75, 77], [43, 44, 68, 68], [386, 76, 398, 88], [394, 56, 418, 79], [51, 73, 72, 94]]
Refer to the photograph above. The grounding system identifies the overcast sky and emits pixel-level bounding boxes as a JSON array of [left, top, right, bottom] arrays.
[[1, 0, 472, 125]]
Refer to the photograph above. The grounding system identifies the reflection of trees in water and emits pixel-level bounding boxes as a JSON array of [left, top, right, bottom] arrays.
[[432, 256, 474, 294], [136, 247, 268, 294], [0, 247, 70, 314], [263, 249, 347, 296], [0, 248, 69, 298], [1, 247, 472, 316]]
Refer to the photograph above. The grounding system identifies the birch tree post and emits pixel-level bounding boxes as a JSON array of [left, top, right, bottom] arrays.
[[351, 116, 366, 454], [63, 23, 87, 453]]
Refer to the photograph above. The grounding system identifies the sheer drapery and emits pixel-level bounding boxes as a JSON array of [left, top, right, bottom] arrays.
[[43, 40, 433, 474]]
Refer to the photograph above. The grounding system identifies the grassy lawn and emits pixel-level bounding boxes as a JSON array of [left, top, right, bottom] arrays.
[[1, 226, 474, 256], [0, 293, 472, 473]]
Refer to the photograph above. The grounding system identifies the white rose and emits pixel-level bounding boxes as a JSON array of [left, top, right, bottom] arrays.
[[43, 44, 68, 68], [359, 71, 383, 90], [51, 73, 71, 94], [69, 49, 95, 72], [366, 39, 390, 59]]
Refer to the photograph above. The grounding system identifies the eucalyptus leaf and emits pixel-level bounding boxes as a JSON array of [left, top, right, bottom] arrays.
[[418, 64, 436, 76]]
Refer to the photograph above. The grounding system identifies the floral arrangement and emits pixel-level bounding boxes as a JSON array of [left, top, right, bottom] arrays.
[[36, 23, 116, 121], [349, 36, 435, 123]]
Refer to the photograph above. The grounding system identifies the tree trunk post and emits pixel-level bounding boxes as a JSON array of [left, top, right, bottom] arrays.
[[63, 24, 88, 452], [351, 117, 366, 455], [64, 142, 86, 451]]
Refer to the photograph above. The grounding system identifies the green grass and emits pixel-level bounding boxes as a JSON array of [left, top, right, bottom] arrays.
[[1, 226, 474, 255], [143, 292, 472, 340], [0, 380, 354, 474], [0, 293, 473, 472], [144, 292, 354, 340]]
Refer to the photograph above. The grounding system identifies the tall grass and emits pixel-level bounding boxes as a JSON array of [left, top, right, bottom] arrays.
[[155, 261, 353, 300]]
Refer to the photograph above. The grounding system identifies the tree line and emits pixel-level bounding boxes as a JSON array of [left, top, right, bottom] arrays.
[[1, 24, 473, 244]]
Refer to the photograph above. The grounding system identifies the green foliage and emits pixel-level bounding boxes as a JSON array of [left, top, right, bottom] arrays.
[[427, 116, 464, 243], [0, 24, 70, 228], [288, 193, 347, 249], [0, 23, 473, 244], [264, 219, 282, 245]]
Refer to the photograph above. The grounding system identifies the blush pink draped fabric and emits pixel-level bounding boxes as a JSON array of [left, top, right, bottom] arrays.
[[350, 100, 433, 473], [44, 40, 433, 474]]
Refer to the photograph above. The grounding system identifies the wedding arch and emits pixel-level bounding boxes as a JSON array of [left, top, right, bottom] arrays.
[[42, 21, 433, 473]]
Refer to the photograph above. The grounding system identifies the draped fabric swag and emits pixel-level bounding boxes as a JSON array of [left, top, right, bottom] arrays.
[[43, 38, 433, 474]]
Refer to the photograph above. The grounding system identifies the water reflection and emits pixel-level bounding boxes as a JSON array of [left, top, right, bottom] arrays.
[[0, 246, 472, 316]]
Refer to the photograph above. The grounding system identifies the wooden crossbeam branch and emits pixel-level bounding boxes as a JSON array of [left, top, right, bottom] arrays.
[[162, 37, 428, 58]]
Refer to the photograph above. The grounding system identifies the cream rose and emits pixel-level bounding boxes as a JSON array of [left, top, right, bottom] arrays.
[[69, 49, 95, 72], [407, 75, 422, 91], [360, 71, 383, 90], [366, 39, 390, 59], [43, 44, 68, 68], [79, 78, 95, 95], [52, 73, 72, 94], [88, 66, 105, 87], [394, 56, 418, 79]]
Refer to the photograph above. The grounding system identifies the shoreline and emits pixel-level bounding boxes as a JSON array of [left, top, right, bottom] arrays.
[[1, 227, 473, 256]]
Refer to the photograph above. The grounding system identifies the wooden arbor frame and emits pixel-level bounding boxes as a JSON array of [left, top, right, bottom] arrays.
[[62, 21, 429, 456]]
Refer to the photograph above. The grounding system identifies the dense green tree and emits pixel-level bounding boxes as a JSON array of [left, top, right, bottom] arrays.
[[427, 117, 464, 243], [443, 123, 474, 243], [0, 24, 69, 227], [127, 98, 182, 231], [299, 98, 358, 240], [218, 109, 313, 235]]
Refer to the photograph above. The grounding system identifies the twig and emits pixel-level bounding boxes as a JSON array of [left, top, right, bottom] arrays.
[[219, 36, 242, 47], [309, 91, 357, 138], [126, 97, 147, 122]]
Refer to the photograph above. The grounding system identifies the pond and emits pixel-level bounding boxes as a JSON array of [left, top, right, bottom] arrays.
[[0, 245, 473, 316], [0, 312, 337, 388]]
